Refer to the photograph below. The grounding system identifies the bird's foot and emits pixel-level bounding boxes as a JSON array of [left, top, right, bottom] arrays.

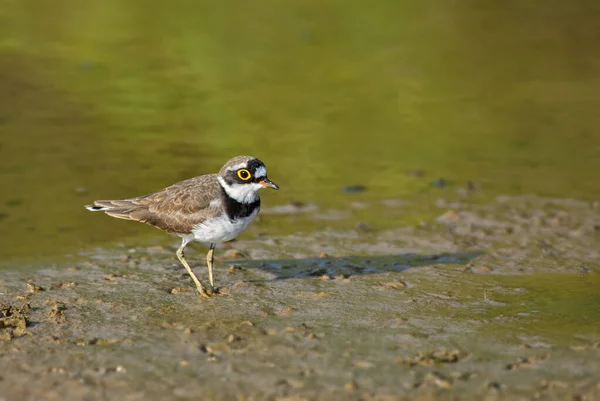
[[207, 286, 221, 296], [197, 286, 221, 298]]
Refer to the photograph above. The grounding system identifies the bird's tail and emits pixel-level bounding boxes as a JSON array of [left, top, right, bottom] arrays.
[[85, 199, 145, 221]]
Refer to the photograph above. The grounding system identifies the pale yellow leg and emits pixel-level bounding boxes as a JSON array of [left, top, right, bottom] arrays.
[[176, 242, 210, 298], [206, 243, 216, 289]]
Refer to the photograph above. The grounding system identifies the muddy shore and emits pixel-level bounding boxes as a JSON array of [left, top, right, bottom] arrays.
[[1, 195, 599, 400]]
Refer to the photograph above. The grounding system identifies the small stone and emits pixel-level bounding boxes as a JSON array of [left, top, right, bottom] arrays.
[[227, 334, 240, 344], [75, 338, 87, 346], [48, 302, 67, 324], [290, 379, 307, 389], [396, 349, 467, 366], [345, 380, 359, 391], [53, 282, 77, 289], [0, 304, 31, 339], [350, 201, 369, 209], [466, 181, 478, 191], [426, 371, 453, 388], [205, 343, 228, 354], [277, 307, 295, 316], [355, 223, 370, 232], [379, 281, 406, 290], [341, 185, 366, 193], [283, 323, 310, 333], [431, 178, 447, 188], [170, 287, 192, 294], [380, 198, 405, 207], [389, 317, 407, 328], [352, 361, 375, 369], [26, 283, 44, 294], [115, 365, 126, 373], [436, 210, 462, 223], [487, 381, 502, 391], [95, 338, 119, 346]]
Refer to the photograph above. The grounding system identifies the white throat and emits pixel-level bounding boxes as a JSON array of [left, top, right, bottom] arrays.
[[218, 176, 262, 204]]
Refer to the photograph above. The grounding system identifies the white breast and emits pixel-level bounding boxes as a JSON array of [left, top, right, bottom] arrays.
[[191, 209, 260, 244]]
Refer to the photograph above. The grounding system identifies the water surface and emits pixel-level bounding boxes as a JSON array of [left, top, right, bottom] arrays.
[[1, 0, 599, 260]]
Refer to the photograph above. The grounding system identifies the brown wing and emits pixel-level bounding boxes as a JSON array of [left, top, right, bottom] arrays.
[[86, 174, 223, 234]]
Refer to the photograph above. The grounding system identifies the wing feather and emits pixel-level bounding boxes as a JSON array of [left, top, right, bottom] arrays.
[[86, 174, 223, 234]]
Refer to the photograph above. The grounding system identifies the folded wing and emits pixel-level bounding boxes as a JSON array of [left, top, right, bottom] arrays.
[[85, 174, 222, 234]]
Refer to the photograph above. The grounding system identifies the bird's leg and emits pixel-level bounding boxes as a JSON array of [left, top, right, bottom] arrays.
[[206, 243, 217, 292], [176, 241, 210, 298]]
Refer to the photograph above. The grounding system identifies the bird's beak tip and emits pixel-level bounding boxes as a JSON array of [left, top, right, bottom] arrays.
[[260, 179, 279, 190]]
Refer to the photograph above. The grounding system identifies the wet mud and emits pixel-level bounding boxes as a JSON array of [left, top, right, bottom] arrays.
[[1, 195, 599, 400]]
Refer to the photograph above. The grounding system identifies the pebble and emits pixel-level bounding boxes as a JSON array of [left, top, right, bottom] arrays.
[[431, 178, 447, 188], [352, 361, 375, 369], [170, 287, 192, 294], [436, 210, 462, 223], [341, 185, 366, 193], [426, 371, 453, 388], [26, 283, 45, 294], [345, 379, 359, 391], [379, 281, 407, 290], [355, 222, 370, 232], [227, 334, 240, 343]]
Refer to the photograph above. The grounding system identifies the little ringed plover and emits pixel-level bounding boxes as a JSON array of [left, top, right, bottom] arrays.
[[85, 155, 279, 297]]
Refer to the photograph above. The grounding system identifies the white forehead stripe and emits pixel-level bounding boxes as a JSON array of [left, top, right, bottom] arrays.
[[254, 166, 267, 178], [229, 163, 249, 171]]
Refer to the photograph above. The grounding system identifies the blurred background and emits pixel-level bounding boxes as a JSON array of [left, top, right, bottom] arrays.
[[1, 0, 599, 261]]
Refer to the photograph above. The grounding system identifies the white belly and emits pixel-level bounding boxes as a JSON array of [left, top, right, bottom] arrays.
[[190, 209, 259, 243]]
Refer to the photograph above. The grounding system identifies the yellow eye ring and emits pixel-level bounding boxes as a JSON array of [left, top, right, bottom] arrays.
[[237, 169, 252, 181]]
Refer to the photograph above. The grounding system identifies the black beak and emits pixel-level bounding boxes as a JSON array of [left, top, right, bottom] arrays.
[[259, 178, 279, 190]]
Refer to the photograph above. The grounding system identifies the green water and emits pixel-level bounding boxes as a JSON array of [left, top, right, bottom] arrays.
[[1, 0, 600, 260], [491, 273, 600, 342]]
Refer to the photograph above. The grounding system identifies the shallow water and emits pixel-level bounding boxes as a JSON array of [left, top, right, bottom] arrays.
[[1, 0, 600, 260]]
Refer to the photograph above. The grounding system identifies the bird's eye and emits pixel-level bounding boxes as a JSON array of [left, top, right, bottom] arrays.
[[237, 169, 252, 180]]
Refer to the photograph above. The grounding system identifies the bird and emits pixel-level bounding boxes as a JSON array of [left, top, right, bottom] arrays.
[[85, 155, 279, 297]]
